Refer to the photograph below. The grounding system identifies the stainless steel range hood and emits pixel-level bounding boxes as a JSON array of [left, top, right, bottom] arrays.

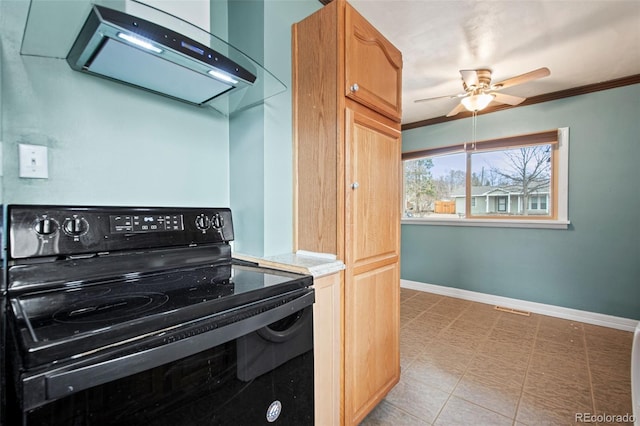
[[20, 0, 285, 115], [68, 5, 257, 105]]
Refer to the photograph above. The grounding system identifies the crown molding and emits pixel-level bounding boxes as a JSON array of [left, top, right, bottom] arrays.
[[402, 74, 640, 131]]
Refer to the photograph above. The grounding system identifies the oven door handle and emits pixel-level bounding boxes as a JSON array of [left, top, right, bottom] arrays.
[[37, 290, 314, 408], [257, 306, 311, 343]]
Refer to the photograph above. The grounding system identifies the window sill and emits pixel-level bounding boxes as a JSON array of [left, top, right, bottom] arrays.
[[401, 217, 570, 230]]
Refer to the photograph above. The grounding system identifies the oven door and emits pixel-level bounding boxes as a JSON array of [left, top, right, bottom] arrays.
[[8, 288, 314, 426]]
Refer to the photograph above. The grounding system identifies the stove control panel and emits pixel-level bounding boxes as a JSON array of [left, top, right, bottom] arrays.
[[109, 214, 184, 234], [8, 205, 234, 260]]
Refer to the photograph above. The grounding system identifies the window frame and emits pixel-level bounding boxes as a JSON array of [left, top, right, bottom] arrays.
[[401, 128, 570, 230]]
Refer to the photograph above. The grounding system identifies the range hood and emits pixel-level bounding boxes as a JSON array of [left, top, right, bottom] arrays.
[[20, 0, 285, 115], [67, 4, 257, 106]]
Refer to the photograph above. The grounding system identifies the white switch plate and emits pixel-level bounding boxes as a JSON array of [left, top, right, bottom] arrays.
[[19, 143, 49, 179]]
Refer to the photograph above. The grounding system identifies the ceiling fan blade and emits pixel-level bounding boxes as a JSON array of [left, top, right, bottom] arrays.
[[492, 92, 526, 106], [460, 70, 479, 88], [414, 93, 463, 103], [446, 102, 468, 117], [492, 67, 550, 90]]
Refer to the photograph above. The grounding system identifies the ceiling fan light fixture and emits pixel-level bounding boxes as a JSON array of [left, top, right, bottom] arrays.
[[461, 93, 495, 112]]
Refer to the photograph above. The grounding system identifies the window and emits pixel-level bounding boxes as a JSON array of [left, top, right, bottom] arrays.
[[402, 128, 569, 229], [529, 195, 548, 211]]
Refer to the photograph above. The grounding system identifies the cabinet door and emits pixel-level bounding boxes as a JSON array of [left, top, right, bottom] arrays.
[[345, 107, 401, 273], [345, 3, 402, 121], [344, 107, 401, 424], [344, 263, 400, 424]]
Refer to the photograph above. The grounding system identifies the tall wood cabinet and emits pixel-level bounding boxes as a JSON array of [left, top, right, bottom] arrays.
[[292, 1, 402, 424]]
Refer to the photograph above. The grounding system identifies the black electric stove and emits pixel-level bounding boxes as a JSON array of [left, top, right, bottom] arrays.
[[4, 205, 315, 425]]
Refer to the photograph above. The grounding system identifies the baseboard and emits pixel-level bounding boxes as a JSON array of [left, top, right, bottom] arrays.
[[401, 279, 639, 332]]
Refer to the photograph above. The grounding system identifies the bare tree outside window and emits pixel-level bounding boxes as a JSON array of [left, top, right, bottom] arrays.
[[470, 145, 552, 216], [494, 145, 551, 215], [402, 129, 566, 224], [404, 154, 466, 217], [403, 158, 435, 216]]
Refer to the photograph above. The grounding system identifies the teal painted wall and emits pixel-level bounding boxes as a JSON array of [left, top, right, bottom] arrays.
[[402, 85, 640, 319], [0, 0, 230, 208], [228, 0, 320, 257], [1, 0, 319, 258], [229, 1, 266, 256]]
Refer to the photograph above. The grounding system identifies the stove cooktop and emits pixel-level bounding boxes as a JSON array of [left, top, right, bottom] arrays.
[[11, 262, 311, 368], [5, 205, 313, 370]]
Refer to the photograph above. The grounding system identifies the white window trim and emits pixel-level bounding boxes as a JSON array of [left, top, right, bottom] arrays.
[[401, 127, 570, 230]]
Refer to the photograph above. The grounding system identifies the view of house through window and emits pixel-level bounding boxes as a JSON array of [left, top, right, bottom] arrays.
[[403, 130, 559, 220]]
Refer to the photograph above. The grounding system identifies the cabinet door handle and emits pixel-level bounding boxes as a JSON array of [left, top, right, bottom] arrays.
[[350, 83, 359, 93], [351, 182, 359, 190]]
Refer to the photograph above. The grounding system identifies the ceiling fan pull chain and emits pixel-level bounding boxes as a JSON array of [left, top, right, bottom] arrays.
[[472, 111, 478, 149]]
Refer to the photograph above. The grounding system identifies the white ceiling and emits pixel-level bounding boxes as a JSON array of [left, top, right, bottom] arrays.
[[349, 0, 640, 124]]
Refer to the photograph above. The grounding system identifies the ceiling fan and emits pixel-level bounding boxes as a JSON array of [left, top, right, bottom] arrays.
[[415, 67, 550, 117]]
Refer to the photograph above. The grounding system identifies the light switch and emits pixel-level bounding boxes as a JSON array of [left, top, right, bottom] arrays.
[[19, 144, 49, 179]]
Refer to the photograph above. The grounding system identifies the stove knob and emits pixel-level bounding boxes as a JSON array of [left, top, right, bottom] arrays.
[[63, 217, 89, 236], [34, 218, 59, 236], [195, 214, 210, 230], [211, 213, 224, 229]]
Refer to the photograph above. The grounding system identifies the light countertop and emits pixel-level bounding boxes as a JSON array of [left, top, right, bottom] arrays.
[[234, 250, 345, 278]]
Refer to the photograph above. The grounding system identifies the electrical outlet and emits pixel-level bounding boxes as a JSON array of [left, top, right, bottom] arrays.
[[19, 144, 49, 179]]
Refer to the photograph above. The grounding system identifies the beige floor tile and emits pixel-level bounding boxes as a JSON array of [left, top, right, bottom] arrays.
[[532, 337, 588, 364], [453, 371, 522, 418], [437, 321, 489, 351], [528, 352, 590, 384], [523, 369, 593, 410], [447, 318, 495, 338], [591, 369, 633, 417], [493, 312, 540, 335], [392, 289, 634, 426], [466, 353, 528, 387], [407, 312, 453, 337], [434, 395, 513, 426], [588, 348, 632, 379], [405, 342, 474, 393], [488, 325, 537, 346], [537, 315, 585, 344], [427, 301, 468, 319], [359, 400, 429, 425], [456, 307, 501, 326], [411, 291, 443, 307], [400, 328, 430, 369], [584, 323, 633, 344], [421, 340, 476, 366], [476, 331, 533, 368], [401, 304, 427, 326], [384, 374, 450, 424], [516, 391, 592, 425], [401, 288, 421, 301]]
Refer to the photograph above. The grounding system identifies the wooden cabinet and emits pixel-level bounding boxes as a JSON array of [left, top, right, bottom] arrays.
[[344, 6, 402, 121], [293, 2, 402, 424], [313, 272, 343, 426]]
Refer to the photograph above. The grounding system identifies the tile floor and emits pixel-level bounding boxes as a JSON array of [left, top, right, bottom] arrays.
[[360, 288, 635, 426]]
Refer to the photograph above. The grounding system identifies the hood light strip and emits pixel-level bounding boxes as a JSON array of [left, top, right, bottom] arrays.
[[207, 69, 238, 85], [117, 32, 163, 54]]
